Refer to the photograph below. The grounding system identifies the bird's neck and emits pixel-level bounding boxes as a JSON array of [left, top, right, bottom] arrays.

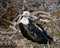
[[20, 17, 29, 25]]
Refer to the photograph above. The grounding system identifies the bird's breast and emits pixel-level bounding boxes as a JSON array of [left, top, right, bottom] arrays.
[[20, 17, 29, 25]]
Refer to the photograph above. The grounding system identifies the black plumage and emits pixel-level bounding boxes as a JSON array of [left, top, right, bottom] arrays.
[[19, 19, 53, 44]]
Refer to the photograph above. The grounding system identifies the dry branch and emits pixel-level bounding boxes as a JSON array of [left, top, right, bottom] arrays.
[[0, 2, 10, 19], [0, 31, 17, 35], [31, 11, 51, 16]]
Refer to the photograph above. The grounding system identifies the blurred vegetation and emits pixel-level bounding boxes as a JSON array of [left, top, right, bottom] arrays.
[[0, 0, 60, 48]]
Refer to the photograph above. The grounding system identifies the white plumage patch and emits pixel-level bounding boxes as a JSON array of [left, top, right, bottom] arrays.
[[20, 17, 29, 25]]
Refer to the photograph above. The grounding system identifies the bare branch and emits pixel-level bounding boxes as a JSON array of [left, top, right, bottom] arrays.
[[0, 31, 17, 35], [2, 19, 14, 25], [0, 2, 9, 19], [31, 11, 51, 16], [13, 14, 22, 22]]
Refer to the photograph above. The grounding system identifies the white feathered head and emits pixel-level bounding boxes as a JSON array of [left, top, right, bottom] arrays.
[[22, 11, 30, 16]]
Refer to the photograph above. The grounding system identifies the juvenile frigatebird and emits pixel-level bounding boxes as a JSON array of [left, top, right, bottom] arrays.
[[19, 11, 53, 44]]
